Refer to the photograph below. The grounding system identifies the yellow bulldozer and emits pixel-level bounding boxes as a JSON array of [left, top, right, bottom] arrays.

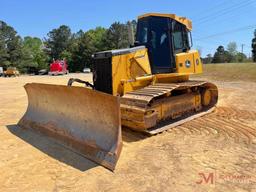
[[19, 13, 218, 171]]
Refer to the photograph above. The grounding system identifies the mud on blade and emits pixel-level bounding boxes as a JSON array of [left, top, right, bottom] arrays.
[[18, 83, 122, 171]]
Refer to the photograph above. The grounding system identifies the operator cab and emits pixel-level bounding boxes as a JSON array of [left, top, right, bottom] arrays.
[[135, 13, 192, 74]]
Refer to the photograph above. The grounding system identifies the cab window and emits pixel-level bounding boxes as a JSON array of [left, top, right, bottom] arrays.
[[173, 31, 183, 50], [172, 21, 190, 52], [136, 19, 148, 43]]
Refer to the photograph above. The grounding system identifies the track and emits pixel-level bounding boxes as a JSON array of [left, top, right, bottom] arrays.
[[121, 80, 218, 133]]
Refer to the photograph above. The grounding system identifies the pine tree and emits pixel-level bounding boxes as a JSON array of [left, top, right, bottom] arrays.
[[252, 30, 256, 62]]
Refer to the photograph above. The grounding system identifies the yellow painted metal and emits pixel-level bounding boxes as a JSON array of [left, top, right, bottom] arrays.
[[133, 49, 152, 73], [112, 49, 204, 95], [193, 51, 203, 74], [155, 74, 189, 83], [176, 51, 195, 74], [175, 50, 202, 74], [18, 83, 122, 171], [138, 13, 192, 31], [151, 93, 201, 122], [112, 47, 152, 96], [202, 89, 211, 106], [121, 75, 154, 84]]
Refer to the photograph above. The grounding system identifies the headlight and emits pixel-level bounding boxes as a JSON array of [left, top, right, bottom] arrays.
[[185, 60, 191, 68]]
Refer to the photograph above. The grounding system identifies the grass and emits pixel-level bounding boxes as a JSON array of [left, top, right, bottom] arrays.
[[193, 63, 256, 82]]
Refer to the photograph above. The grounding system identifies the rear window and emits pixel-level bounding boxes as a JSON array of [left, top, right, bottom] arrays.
[[136, 19, 149, 43]]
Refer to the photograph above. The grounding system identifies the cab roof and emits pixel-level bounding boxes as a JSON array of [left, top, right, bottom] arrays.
[[138, 13, 192, 31]]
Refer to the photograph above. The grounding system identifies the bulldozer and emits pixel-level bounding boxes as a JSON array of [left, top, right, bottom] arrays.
[[19, 13, 218, 171]]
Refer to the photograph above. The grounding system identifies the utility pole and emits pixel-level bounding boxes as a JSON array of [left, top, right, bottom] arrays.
[[241, 44, 245, 54]]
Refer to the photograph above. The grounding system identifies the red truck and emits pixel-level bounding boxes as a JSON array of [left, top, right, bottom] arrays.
[[48, 60, 69, 75]]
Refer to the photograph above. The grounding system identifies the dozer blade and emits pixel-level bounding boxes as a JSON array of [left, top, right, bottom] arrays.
[[18, 83, 122, 171]]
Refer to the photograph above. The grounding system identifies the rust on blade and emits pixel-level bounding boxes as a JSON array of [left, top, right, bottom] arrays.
[[18, 83, 122, 171]]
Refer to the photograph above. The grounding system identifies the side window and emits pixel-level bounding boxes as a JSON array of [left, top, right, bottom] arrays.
[[183, 30, 190, 48], [137, 20, 148, 43], [173, 31, 183, 50], [141, 27, 148, 43], [172, 21, 189, 51]]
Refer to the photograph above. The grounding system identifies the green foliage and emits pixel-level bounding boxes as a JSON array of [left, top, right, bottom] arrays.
[[86, 27, 107, 50], [69, 27, 109, 72], [236, 52, 247, 62], [19, 36, 49, 73], [226, 42, 237, 56], [0, 20, 22, 69], [71, 32, 97, 71], [44, 25, 72, 60], [212, 46, 232, 63], [102, 22, 130, 50], [211, 43, 247, 64], [202, 54, 212, 64]]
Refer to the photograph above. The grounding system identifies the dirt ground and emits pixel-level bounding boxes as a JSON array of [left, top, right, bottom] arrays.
[[0, 73, 255, 192]]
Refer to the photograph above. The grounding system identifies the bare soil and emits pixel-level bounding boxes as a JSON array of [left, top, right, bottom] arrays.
[[0, 73, 255, 192]]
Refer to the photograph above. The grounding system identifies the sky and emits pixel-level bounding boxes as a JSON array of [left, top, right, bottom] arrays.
[[1, 0, 256, 57]]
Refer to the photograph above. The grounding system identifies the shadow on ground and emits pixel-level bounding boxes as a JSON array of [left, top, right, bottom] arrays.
[[122, 127, 149, 143], [7, 124, 98, 172]]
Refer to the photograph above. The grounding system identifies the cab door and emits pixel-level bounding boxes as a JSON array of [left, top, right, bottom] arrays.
[[148, 17, 175, 74]]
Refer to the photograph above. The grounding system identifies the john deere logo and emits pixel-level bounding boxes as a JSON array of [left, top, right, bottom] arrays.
[[196, 59, 200, 65], [185, 60, 191, 68]]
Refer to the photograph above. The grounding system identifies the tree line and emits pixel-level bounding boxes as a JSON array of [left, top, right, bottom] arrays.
[[1, 19, 254, 73], [0, 20, 136, 73], [202, 42, 250, 64]]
